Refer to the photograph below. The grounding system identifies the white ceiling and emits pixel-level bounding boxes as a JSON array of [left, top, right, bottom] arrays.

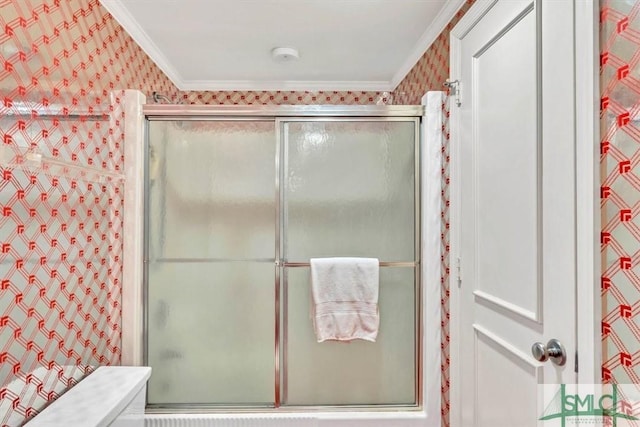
[[99, 0, 465, 91]]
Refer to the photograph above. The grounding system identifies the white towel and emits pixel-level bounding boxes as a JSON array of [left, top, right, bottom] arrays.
[[310, 257, 380, 342]]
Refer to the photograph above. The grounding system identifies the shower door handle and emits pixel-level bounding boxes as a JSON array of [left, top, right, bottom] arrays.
[[531, 339, 567, 366]]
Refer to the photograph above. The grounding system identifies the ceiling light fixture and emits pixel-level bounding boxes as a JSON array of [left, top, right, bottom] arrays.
[[271, 47, 299, 62]]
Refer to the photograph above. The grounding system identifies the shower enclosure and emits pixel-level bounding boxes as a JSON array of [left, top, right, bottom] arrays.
[[142, 105, 423, 411]]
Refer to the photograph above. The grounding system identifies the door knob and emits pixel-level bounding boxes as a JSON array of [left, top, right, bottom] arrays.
[[531, 339, 566, 366]]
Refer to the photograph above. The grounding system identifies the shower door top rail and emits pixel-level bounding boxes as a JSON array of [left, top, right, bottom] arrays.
[[143, 104, 425, 118]]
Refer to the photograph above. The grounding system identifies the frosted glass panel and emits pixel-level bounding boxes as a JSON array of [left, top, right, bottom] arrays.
[[284, 121, 415, 261], [147, 121, 276, 260], [147, 262, 274, 405], [284, 267, 416, 405], [144, 117, 419, 408]]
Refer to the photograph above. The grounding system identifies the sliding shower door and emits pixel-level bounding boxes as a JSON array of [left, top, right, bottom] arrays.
[[144, 112, 420, 410], [146, 120, 277, 406], [280, 119, 418, 405]]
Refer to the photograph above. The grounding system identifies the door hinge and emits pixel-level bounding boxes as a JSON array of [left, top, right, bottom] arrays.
[[444, 80, 461, 107], [574, 350, 579, 374], [456, 257, 462, 287]]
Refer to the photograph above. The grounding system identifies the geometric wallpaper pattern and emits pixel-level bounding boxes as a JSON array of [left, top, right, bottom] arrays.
[[440, 97, 452, 427], [0, 1, 393, 425], [0, 0, 153, 420], [600, 0, 640, 386], [393, 0, 476, 104], [2, 0, 571, 426], [0, 2, 139, 417], [178, 90, 393, 106]]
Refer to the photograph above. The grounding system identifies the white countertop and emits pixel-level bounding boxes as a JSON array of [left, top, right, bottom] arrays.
[[25, 366, 151, 427]]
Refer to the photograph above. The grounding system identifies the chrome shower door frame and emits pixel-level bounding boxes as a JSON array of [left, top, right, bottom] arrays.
[[142, 105, 424, 412]]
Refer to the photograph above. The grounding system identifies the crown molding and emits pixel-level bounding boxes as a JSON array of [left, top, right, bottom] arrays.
[[99, 0, 185, 88], [390, 0, 467, 89], [101, 0, 463, 93]]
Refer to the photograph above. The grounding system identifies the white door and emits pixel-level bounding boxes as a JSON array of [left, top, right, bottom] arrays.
[[450, 1, 576, 426]]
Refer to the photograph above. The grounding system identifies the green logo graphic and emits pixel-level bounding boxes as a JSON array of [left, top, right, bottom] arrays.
[[540, 384, 639, 426]]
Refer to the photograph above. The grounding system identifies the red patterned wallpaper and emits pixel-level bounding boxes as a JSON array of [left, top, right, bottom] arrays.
[[0, 0, 390, 425], [5, 0, 576, 425], [178, 90, 391, 105], [439, 97, 452, 427], [0, 0, 179, 422], [600, 0, 640, 385], [393, 0, 476, 105]]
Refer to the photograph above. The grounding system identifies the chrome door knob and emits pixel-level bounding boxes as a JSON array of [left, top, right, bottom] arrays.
[[531, 339, 566, 366]]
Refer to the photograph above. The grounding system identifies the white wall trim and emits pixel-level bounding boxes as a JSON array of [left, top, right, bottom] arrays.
[[99, 0, 184, 89], [145, 412, 430, 427], [390, 0, 467, 89], [448, 30, 463, 427], [574, 0, 600, 386], [122, 89, 146, 366], [422, 91, 447, 427]]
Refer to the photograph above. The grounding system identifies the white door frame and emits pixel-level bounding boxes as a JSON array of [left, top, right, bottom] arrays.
[[448, 1, 601, 425]]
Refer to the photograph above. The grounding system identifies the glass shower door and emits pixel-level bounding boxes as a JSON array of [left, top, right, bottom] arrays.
[[145, 120, 276, 406], [280, 119, 419, 405], [144, 114, 421, 409]]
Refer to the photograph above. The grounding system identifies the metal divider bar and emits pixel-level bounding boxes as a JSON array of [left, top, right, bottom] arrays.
[[282, 261, 418, 268], [280, 120, 289, 406], [414, 117, 422, 407], [274, 120, 282, 407]]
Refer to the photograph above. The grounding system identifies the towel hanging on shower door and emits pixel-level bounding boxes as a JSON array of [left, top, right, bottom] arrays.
[[309, 257, 380, 342]]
